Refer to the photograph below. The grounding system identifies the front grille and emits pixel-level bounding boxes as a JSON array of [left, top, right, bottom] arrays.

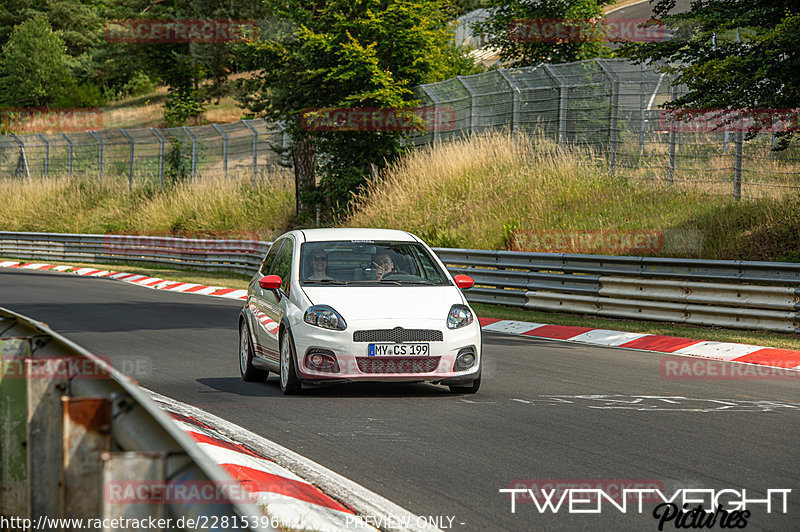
[[353, 328, 443, 343], [356, 357, 440, 374]]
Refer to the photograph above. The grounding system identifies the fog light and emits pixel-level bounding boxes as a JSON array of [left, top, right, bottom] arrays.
[[453, 347, 477, 371], [304, 349, 340, 373]]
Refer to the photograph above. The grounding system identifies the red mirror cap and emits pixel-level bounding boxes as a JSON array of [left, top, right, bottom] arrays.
[[454, 274, 474, 289], [258, 275, 282, 290]]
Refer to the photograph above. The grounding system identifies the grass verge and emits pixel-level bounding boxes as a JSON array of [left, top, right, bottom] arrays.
[[346, 130, 800, 262], [3, 257, 796, 350]]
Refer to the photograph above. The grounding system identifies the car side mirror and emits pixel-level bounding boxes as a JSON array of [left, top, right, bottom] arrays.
[[453, 275, 474, 289], [258, 275, 282, 290]]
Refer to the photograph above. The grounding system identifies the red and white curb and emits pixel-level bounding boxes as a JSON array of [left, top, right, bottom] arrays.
[[147, 390, 437, 532], [478, 318, 800, 371], [0, 260, 248, 301]]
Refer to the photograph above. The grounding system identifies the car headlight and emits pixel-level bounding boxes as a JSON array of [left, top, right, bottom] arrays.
[[304, 305, 347, 331], [447, 304, 473, 329]]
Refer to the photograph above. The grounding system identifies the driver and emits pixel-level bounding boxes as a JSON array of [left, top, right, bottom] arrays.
[[372, 252, 398, 280]]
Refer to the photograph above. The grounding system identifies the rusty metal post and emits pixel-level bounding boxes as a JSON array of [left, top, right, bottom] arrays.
[[61, 396, 111, 520], [26, 357, 68, 520], [101, 452, 167, 526]]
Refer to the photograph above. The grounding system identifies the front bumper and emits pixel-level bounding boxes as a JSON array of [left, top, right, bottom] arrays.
[[291, 318, 482, 384]]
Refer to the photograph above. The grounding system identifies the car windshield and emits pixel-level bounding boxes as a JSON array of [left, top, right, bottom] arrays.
[[299, 240, 450, 286]]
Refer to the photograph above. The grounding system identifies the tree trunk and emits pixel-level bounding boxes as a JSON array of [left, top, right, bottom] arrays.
[[292, 137, 316, 216]]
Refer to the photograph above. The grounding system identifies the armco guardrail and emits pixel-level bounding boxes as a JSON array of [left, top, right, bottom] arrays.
[[0, 306, 273, 530], [2, 232, 799, 333], [0, 231, 270, 276]]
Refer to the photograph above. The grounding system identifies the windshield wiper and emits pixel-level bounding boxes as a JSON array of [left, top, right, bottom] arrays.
[[303, 279, 348, 285]]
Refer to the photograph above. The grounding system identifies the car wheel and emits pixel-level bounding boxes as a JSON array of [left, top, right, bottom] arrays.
[[240, 320, 268, 382], [448, 377, 480, 394], [279, 329, 301, 395]]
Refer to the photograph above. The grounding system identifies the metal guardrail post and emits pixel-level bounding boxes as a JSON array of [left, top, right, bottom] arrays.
[[182, 126, 198, 184], [120, 129, 134, 190], [242, 120, 259, 182], [9, 133, 30, 181], [89, 130, 103, 181], [61, 133, 73, 177], [497, 69, 521, 133], [36, 133, 49, 179], [212, 124, 229, 176], [419, 85, 441, 143], [733, 130, 743, 200], [456, 76, 479, 134], [543, 65, 568, 146], [151, 128, 165, 189]]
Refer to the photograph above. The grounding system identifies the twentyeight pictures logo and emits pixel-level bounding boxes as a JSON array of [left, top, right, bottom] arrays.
[[104, 20, 258, 43]]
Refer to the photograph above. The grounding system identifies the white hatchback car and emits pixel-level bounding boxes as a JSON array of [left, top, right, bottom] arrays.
[[238, 228, 482, 394]]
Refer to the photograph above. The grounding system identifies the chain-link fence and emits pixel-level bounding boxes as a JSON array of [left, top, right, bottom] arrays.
[[412, 58, 800, 199], [2, 58, 798, 198], [0, 119, 290, 187]]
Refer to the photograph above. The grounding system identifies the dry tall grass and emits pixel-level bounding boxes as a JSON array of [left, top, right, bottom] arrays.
[[346, 130, 800, 260], [0, 173, 294, 239]]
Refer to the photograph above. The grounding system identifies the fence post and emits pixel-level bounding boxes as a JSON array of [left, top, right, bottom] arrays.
[[182, 126, 197, 184], [543, 65, 568, 146], [667, 83, 678, 187], [639, 66, 646, 155], [419, 85, 441, 143], [733, 130, 743, 200], [498, 69, 521, 133], [89, 130, 103, 181], [456, 76, 479, 135], [150, 128, 165, 189], [35, 133, 49, 179], [61, 133, 73, 177], [120, 129, 134, 190], [212, 124, 228, 176], [597, 61, 620, 176], [9, 134, 30, 181], [242, 120, 259, 183]]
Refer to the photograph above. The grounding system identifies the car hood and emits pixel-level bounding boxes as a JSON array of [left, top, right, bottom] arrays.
[[301, 285, 464, 321]]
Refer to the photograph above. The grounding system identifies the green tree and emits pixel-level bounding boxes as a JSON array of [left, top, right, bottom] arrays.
[[474, 0, 613, 67], [0, 15, 76, 107], [621, 0, 800, 150], [234, 0, 478, 219]]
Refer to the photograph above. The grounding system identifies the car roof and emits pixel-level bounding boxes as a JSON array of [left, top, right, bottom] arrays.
[[297, 228, 418, 243]]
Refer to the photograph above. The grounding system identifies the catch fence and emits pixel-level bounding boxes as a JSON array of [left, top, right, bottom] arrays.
[[1, 59, 797, 198]]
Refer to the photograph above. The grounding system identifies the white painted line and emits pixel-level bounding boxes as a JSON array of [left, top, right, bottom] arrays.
[[569, 329, 649, 347], [481, 320, 547, 334], [0, 261, 20, 267], [146, 389, 439, 532], [672, 341, 765, 361]]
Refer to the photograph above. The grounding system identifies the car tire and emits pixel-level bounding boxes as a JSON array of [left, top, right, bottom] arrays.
[[279, 329, 301, 395], [240, 319, 268, 382], [448, 377, 480, 394]]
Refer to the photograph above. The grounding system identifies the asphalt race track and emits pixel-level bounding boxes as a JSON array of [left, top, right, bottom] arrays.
[[2, 268, 798, 531]]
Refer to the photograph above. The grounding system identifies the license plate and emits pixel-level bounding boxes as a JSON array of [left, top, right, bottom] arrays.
[[368, 343, 429, 356]]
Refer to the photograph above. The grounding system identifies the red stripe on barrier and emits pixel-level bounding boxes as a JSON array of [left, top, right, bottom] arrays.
[[478, 317, 502, 327], [186, 430, 272, 461], [619, 335, 702, 353], [523, 324, 594, 340], [732, 348, 800, 368], [141, 278, 165, 286], [80, 269, 103, 276], [210, 288, 236, 296], [221, 464, 354, 514], [160, 282, 186, 290], [38, 264, 56, 270], [113, 273, 139, 280], [184, 285, 210, 293]]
